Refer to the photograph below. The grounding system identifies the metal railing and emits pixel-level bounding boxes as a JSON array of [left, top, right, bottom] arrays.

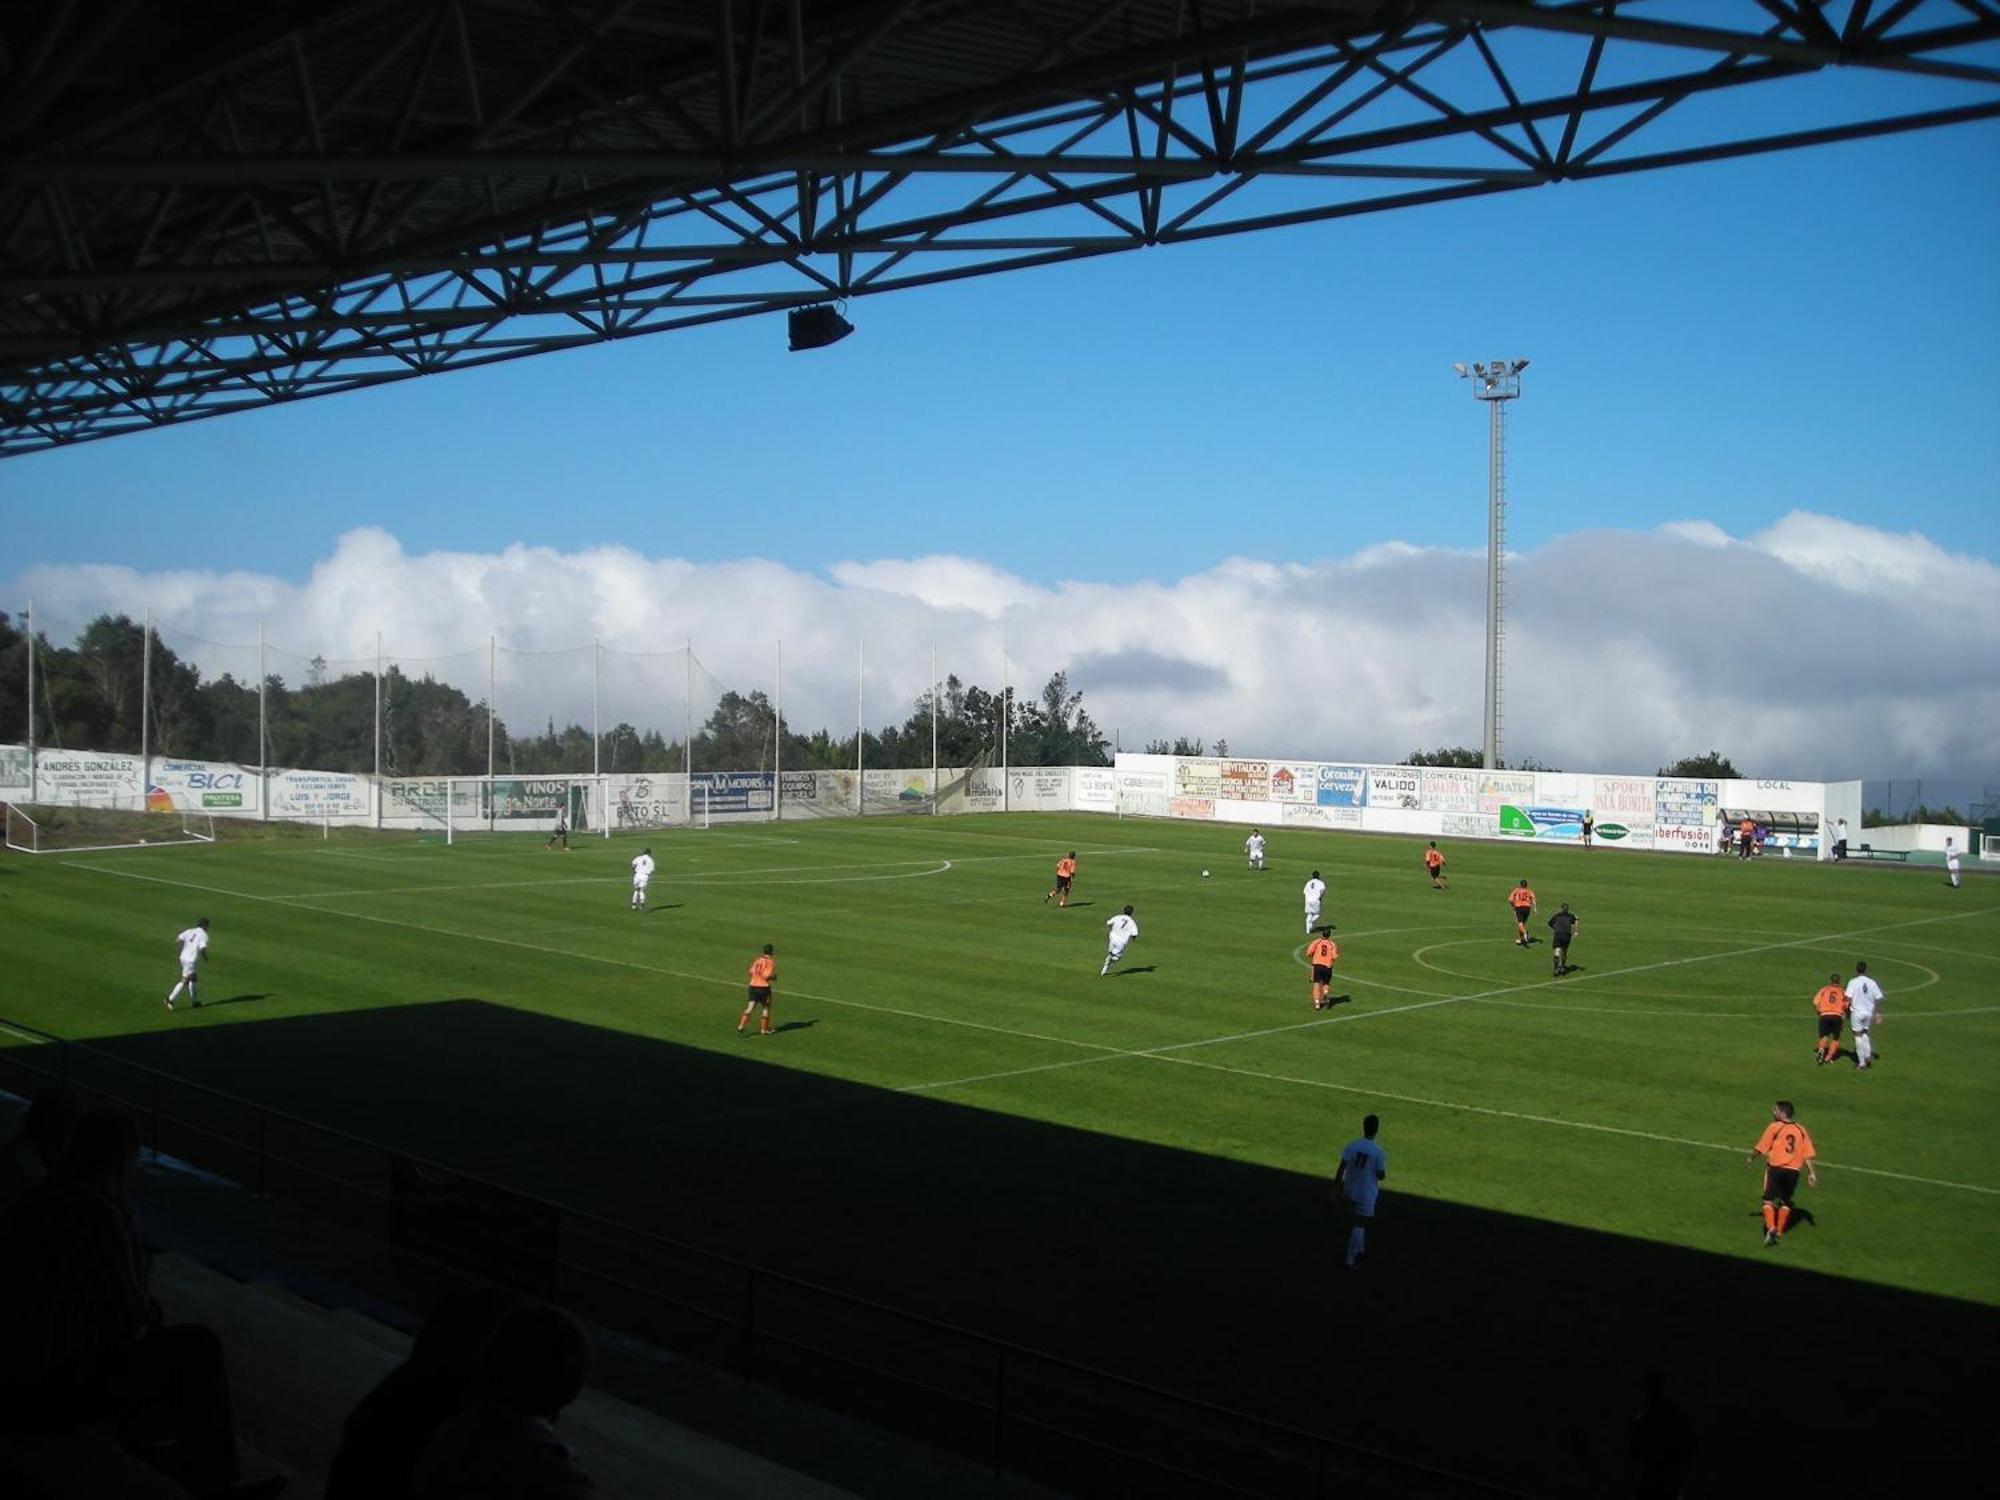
[[0, 1016, 1527, 1499]]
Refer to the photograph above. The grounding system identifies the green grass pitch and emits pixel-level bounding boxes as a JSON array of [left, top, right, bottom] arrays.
[[6, 813, 1996, 1494]]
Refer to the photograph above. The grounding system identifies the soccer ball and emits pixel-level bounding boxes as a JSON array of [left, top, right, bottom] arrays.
[[1201, 869, 1210, 878]]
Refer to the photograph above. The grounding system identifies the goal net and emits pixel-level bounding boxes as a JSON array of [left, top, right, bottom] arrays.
[[5, 800, 218, 855], [380, 777, 610, 843]]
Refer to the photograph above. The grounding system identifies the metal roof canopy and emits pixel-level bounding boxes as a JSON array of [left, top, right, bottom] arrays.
[[3, 0, 1996, 456]]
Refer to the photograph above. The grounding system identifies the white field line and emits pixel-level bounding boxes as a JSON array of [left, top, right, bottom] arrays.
[[1144, 1053, 2000, 1198], [0, 1021, 52, 1045], [255, 843, 1162, 901], [57, 861, 1999, 1196], [61, 860, 1133, 1055]]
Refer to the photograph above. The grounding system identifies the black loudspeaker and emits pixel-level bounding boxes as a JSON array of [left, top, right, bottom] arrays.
[[787, 304, 854, 351]]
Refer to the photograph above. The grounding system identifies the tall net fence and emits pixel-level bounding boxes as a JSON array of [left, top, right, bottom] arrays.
[[3, 606, 1108, 833]]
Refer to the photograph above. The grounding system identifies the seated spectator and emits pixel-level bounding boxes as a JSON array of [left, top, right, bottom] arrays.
[[413, 1303, 596, 1499], [0, 1105, 285, 1499], [326, 1284, 525, 1500], [0, 1083, 82, 1219]]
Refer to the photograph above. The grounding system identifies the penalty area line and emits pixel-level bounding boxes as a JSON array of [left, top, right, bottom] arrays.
[[63, 859, 1125, 1058]]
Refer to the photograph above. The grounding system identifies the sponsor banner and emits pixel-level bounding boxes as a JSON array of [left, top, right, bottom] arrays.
[[1478, 771, 1536, 812], [1654, 778, 1719, 827], [865, 768, 933, 813], [1498, 804, 1587, 840], [1283, 803, 1362, 830], [1420, 769, 1480, 814], [1173, 759, 1221, 798], [1113, 762, 1170, 818], [692, 770, 773, 814], [1599, 824, 1654, 849], [150, 757, 259, 812], [35, 750, 145, 804], [1654, 822, 1721, 852], [1074, 767, 1117, 813], [1217, 759, 1269, 801], [611, 774, 686, 828], [1442, 812, 1498, 838], [1006, 767, 1072, 812], [1591, 776, 1657, 823], [1315, 765, 1368, 808], [0, 744, 29, 793], [490, 778, 571, 820], [1266, 762, 1315, 803], [270, 769, 371, 818], [1368, 768, 1422, 810], [384, 779, 451, 819], [1168, 796, 1215, 821], [937, 766, 1004, 815]]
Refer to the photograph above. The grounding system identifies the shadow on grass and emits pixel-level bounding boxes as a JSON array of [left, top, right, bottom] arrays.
[[1106, 965, 1155, 977], [196, 993, 275, 1008], [4, 999, 1987, 1498]]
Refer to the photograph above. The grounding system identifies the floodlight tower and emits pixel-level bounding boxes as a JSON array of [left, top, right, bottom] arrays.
[[1452, 358, 1529, 771]]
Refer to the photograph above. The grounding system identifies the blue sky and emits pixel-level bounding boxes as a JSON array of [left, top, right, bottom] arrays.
[[5, 73, 1997, 782], [7, 115, 1996, 585]]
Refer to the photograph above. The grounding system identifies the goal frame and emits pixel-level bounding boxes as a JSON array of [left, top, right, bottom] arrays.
[[4, 799, 218, 855]]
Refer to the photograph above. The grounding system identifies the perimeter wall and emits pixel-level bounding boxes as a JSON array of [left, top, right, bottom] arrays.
[[0, 741, 1861, 856]]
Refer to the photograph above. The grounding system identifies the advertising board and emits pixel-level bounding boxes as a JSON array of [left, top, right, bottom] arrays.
[[1315, 765, 1368, 808], [692, 771, 773, 814], [1368, 768, 1421, 810], [1217, 760, 1269, 800], [270, 769, 372, 818], [151, 757, 260, 812]]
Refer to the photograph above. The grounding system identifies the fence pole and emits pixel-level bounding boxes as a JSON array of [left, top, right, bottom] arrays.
[[774, 639, 783, 823], [140, 607, 152, 803], [258, 618, 268, 822], [1000, 648, 1009, 813], [487, 636, 496, 830], [373, 632, 383, 828], [856, 639, 864, 816], [24, 597, 35, 803], [591, 639, 600, 778], [930, 640, 938, 816], [683, 640, 692, 781]]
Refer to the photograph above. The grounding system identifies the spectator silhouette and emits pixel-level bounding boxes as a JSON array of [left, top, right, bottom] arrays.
[[326, 1284, 526, 1499], [0, 1105, 285, 1499], [1629, 1366, 1696, 1498], [0, 1083, 83, 1219], [413, 1303, 596, 1499]]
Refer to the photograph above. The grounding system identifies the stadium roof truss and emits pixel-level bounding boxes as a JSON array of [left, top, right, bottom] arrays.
[[2, 0, 1996, 455]]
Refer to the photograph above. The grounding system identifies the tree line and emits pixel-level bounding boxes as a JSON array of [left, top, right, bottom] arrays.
[[0, 613, 1110, 776]]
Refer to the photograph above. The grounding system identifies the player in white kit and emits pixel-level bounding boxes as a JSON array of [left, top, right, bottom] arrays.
[[1101, 905, 1140, 976], [165, 918, 210, 1011], [1844, 960, 1884, 1070], [630, 847, 656, 912], [1945, 837, 1962, 889], [1333, 1114, 1387, 1270], [1302, 870, 1326, 933], [1243, 829, 1266, 871]]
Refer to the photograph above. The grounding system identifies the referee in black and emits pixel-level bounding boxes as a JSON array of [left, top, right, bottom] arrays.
[[1547, 903, 1579, 976]]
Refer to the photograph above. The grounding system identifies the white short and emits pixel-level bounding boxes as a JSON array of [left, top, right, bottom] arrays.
[[633, 876, 650, 891], [180, 960, 198, 979], [1343, 1193, 1378, 1219], [1305, 905, 1321, 922], [1107, 940, 1130, 961]]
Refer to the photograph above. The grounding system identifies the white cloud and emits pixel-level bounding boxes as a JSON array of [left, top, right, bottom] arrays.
[[8, 514, 1997, 781]]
